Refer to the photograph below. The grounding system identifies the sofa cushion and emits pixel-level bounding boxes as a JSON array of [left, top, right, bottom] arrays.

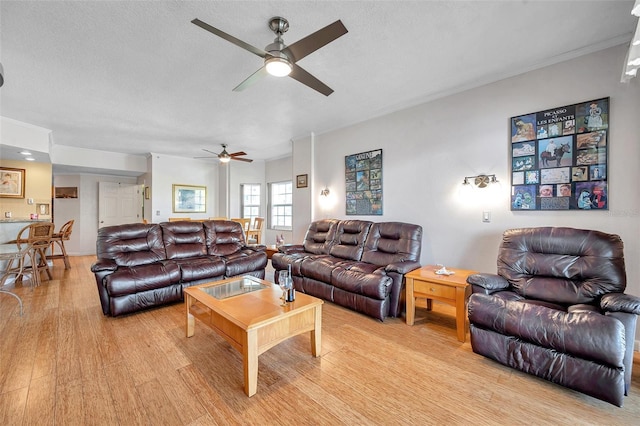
[[302, 219, 338, 254], [223, 249, 268, 277], [362, 222, 422, 265], [300, 256, 351, 283], [331, 264, 392, 300], [329, 220, 372, 261], [104, 262, 181, 297], [204, 220, 245, 256], [468, 293, 625, 367], [96, 223, 166, 267], [271, 252, 317, 276], [160, 221, 207, 259], [170, 256, 226, 282], [497, 227, 626, 305]]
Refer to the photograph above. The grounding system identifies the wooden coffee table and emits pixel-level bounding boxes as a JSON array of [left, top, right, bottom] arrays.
[[184, 275, 323, 396], [405, 265, 477, 342]]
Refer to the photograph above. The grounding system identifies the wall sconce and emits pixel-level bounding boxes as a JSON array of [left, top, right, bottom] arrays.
[[462, 174, 499, 188], [320, 188, 330, 197]]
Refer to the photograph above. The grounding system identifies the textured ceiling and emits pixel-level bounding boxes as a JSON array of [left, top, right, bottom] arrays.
[[0, 1, 636, 164]]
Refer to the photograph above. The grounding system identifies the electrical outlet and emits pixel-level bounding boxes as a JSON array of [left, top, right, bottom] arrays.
[[482, 211, 491, 223], [5, 211, 11, 218]]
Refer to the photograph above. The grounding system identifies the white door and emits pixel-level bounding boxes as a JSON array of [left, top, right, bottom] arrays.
[[98, 182, 142, 228]]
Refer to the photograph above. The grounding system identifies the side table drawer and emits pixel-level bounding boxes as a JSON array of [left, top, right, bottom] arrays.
[[414, 280, 456, 300]]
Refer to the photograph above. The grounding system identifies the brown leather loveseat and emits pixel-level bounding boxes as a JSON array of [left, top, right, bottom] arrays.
[[467, 227, 640, 406], [91, 220, 267, 316], [272, 219, 422, 320]]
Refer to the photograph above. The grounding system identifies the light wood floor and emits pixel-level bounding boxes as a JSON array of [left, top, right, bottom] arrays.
[[1, 256, 640, 425]]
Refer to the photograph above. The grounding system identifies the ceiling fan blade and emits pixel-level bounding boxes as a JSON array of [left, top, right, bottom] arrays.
[[194, 156, 217, 159], [192, 18, 269, 58], [232, 157, 253, 163], [202, 148, 220, 156], [283, 20, 348, 63], [233, 66, 268, 92], [229, 151, 247, 157], [289, 64, 333, 96]]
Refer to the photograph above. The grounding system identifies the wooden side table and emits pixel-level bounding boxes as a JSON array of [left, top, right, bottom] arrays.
[[405, 265, 477, 342], [265, 245, 278, 259]]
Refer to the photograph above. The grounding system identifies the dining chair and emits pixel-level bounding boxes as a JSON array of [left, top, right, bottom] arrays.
[[47, 219, 74, 269], [246, 217, 265, 245], [231, 218, 251, 237]]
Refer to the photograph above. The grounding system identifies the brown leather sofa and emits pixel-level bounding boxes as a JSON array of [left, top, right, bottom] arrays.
[[91, 220, 267, 316], [467, 227, 640, 406], [272, 219, 422, 320]]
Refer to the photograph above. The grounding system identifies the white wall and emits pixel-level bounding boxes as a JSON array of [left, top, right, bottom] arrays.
[[149, 153, 218, 222], [52, 145, 146, 174], [54, 173, 138, 254], [292, 135, 313, 243], [313, 44, 640, 334], [0, 117, 51, 154], [52, 175, 81, 254]]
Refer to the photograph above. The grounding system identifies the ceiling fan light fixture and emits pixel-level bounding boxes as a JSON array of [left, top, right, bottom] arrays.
[[219, 154, 231, 163], [265, 57, 292, 77]]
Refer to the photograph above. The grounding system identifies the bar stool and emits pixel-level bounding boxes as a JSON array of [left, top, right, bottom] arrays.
[[13, 222, 55, 285], [47, 219, 74, 269]]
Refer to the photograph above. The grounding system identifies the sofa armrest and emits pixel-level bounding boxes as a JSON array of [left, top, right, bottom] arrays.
[[91, 259, 118, 273], [278, 244, 306, 255], [385, 260, 422, 275], [601, 293, 640, 315], [467, 273, 510, 294]]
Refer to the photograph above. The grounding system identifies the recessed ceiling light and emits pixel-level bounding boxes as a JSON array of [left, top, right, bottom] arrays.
[[19, 150, 32, 156], [25, 157, 35, 161]]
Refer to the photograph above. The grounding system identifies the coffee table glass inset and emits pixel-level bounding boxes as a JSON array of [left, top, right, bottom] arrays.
[[199, 276, 270, 299], [184, 275, 323, 397]]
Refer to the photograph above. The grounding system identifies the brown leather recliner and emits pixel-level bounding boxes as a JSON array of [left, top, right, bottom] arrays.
[[467, 227, 640, 406]]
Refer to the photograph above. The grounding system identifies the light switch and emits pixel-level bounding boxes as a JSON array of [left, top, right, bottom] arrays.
[[156, 210, 161, 216], [482, 211, 491, 223]]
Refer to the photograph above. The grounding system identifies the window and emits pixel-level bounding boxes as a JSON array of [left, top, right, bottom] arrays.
[[269, 181, 292, 230], [240, 184, 261, 222]]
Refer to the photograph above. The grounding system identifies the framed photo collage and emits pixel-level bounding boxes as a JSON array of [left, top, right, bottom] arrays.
[[510, 97, 609, 211], [345, 149, 383, 215]]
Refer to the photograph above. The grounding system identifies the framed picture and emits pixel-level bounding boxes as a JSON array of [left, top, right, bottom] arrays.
[[296, 174, 308, 188], [0, 167, 25, 198], [510, 97, 609, 211], [144, 186, 151, 200], [173, 184, 206, 213], [55, 187, 78, 198], [345, 149, 383, 215]]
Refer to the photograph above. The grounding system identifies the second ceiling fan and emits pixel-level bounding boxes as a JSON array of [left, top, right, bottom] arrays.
[[196, 144, 253, 163], [192, 16, 348, 96]]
